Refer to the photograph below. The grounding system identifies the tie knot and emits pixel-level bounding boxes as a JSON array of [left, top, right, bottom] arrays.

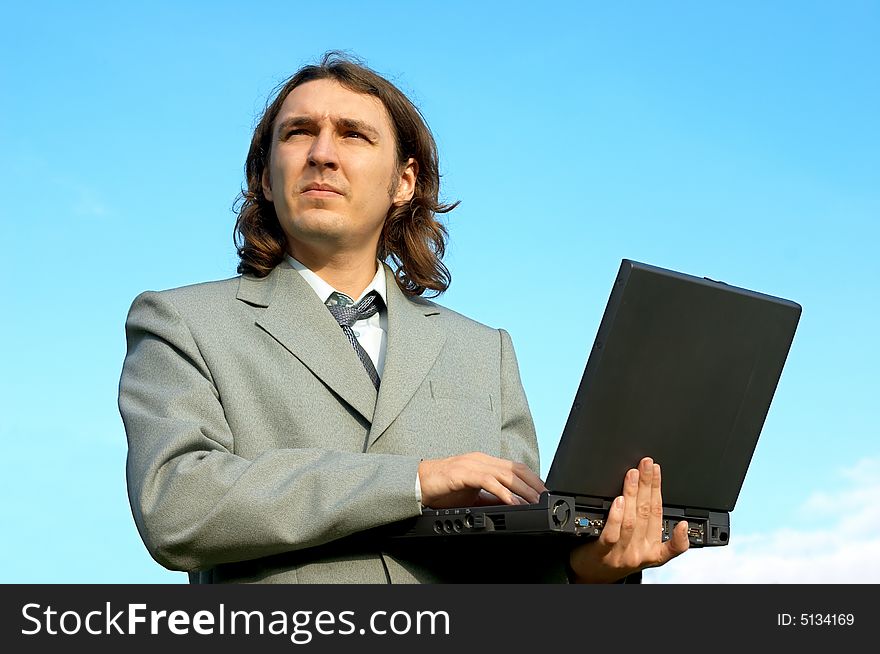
[[326, 291, 382, 327]]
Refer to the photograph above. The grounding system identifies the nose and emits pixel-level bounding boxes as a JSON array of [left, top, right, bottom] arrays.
[[307, 129, 339, 170]]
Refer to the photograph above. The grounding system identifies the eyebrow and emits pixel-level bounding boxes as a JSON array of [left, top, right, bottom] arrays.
[[275, 115, 381, 140]]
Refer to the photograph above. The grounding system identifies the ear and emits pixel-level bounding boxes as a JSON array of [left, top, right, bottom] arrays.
[[261, 168, 274, 202], [392, 158, 418, 204]]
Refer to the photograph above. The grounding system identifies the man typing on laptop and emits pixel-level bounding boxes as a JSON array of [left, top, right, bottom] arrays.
[[119, 53, 689, 583]]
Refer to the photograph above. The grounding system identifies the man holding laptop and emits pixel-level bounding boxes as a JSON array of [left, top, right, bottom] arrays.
[[118, 53, 690, 583]]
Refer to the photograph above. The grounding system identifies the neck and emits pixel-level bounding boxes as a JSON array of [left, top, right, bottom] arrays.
[[288, 242, 379, 299]]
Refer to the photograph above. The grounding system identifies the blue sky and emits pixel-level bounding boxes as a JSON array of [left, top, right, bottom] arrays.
[[1, 1, 877, 583]]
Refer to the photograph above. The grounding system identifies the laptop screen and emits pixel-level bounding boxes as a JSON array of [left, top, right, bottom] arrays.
[[546, 260, 801, 511]]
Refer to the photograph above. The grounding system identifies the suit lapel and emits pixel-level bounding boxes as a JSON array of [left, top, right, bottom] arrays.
[[237, 262, 378, 424], [368, 266, 447, 447]]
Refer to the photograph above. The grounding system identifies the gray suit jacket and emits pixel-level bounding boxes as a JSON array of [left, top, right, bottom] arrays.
[[119, 260, 569, 583]]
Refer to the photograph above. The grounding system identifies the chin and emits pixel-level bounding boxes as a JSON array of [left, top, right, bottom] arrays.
[[287, 208, 347, 232], [282, 214, 354, 248]]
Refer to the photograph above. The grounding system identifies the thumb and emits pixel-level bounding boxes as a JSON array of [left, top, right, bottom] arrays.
[[668, 520, 691, 557]]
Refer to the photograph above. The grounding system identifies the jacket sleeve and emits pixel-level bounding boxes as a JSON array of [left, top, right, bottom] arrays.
[[119, 291, 422, 572]]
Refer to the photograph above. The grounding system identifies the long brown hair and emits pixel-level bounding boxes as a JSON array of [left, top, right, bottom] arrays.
[[234, 52, 458, 297]]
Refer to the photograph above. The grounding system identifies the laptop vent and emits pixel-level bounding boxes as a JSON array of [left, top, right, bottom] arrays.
[[487, 514, 507, 531]]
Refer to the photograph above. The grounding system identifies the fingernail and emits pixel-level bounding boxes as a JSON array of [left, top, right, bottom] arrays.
[[616, 496, 624, 508]]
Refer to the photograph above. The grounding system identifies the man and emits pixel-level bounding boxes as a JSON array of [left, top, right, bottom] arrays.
[[119, 52, 689, 583]]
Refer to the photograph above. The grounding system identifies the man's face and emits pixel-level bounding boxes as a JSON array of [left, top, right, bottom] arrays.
[[262, 79, 417, 259]]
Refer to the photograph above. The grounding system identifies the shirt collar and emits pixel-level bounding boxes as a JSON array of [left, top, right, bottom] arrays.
[[286, 254, 387, 306]]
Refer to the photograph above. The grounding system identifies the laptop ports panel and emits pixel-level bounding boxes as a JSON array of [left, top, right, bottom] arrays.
[[571, 505, 731, 547], [664, 512, 730, 547]]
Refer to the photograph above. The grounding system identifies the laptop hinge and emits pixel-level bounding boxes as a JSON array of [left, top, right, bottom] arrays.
[[573, 495, 613, 509]]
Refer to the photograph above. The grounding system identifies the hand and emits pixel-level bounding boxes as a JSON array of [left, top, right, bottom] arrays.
[[568, 457, 690, 583], [418, 452, 547, 509]]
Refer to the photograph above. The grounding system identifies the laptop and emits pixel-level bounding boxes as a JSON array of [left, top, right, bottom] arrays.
[[388, 259, 801, 547]]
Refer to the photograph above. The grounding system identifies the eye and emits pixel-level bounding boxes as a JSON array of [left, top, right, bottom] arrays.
[[285, 128, 309, 138], [345, 131, 366, 140]]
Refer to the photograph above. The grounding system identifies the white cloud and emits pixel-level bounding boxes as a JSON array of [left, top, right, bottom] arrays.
[[645, 456, 880, 583]]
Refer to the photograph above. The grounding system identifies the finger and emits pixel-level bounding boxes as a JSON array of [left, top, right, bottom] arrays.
[[470, 454, 546, 501], [473, 490, 505, 506], [631, 457, 654, 544], [445, 454, 522, 498], [617, 467, 640, 548], [482, 461, 544, 503], [506, 470, 544, 503], [481, 476, 527, 505], [514, 463, 549, 494], [597, 495, 625, 548], [647, 463, 664, 542], [489, 458, 546, 499]]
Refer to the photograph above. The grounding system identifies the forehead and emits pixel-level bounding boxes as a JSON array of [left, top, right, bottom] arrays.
[[275, 79, 393, 134]]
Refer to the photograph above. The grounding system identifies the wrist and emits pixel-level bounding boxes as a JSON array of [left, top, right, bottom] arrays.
[[568, 544, 633, 584]]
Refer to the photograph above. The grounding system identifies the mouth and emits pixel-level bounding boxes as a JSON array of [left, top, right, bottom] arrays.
[[301, 183, 343, 197]]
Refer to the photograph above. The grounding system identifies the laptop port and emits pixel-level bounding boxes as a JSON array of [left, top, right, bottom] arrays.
[[687, 523, 705, 544]]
